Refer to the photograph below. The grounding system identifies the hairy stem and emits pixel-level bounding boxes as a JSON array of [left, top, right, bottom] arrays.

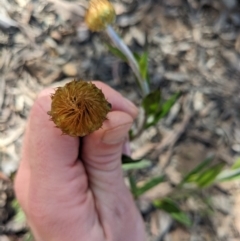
[[106, 25, 150, 96]]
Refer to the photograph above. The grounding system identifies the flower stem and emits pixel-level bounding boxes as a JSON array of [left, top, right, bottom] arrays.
[[106, 25, 150, 96]]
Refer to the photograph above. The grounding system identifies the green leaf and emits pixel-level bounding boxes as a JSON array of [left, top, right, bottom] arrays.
[[157, 92, 180, 119], [135, 175, 165, 197], [216, 168, 240, 182], [180, 156, 214, 186], [153, 198, 180, 212], [142, 89, 161, 116], [153, 198, 191, 227], [138, 52, 149, 82], [129, 174, 138, 197], [133, 52, 140, 61], [105, 43, 128, 62], [122, 159, 152, 171], [171, 212, 192, 227], [231, 157, 240, 169], [144, 92, 180, 129], [195, 163, 225, 188], [24, 232, 34, 241], [11, 199, 26, 223], [134, 51, 150, 84]]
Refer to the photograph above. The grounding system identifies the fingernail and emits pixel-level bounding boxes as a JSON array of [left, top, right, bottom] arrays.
[[124, 98, 138, 117], [102, 122, 132, 144]]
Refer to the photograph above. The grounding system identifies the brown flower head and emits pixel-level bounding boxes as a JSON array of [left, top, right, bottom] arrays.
[[85, 0, 115, 32], [48, 80, 111, 137]]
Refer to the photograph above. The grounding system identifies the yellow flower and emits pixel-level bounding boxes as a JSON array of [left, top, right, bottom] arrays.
[[48, 80, 111, 137], [85, 0, 115, 32]]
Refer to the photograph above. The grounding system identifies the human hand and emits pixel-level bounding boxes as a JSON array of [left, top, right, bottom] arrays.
[[14, 81, 145, 241]]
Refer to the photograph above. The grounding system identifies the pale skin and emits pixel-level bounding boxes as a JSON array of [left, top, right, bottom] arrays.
[[14, 81, 146, 241]]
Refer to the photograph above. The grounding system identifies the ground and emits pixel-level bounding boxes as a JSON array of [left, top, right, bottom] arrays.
[[1, 0, 240, 240]]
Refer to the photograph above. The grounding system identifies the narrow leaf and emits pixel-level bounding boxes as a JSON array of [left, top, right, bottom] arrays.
[[153, 198, 191, 227], [231, 157, 240, 169], [106, 43, 128, 62], [157, 92, 180, 119], [11, 199, 26, 223], [142, 89, 161, 116], [195, 163, 225, 187], [171, 212, 192, 227], [216, 168, 240, 182], [24, 232, 34, 241], [144, 92, 180, 129], [138, 52, 148, 82], [133, 52, 140, 61], [135, 175, 165, 197], [129, 174, 138, 197], [153, 198, 180, 212], [180, 156, 214, 186], [122, 159, 152, 171]]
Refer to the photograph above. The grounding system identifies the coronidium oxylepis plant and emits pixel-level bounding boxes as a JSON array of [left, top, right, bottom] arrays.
[[48, 0, 149, 137]]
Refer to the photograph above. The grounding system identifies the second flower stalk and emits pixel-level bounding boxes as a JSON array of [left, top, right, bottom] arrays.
[[85, 0, 150, 97]]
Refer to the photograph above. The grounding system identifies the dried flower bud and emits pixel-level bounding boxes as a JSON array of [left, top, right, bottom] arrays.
[[85, 0, 115, 32], [48, 80, 111, 137]]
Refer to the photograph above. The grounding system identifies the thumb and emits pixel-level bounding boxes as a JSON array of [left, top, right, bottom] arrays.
[[81, 111, 145, 241], [82, 111, 145, 241], [82, 111, 133, 191]]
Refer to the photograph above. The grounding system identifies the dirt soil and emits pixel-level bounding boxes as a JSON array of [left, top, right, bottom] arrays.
[[1, 0, 240, 240]]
